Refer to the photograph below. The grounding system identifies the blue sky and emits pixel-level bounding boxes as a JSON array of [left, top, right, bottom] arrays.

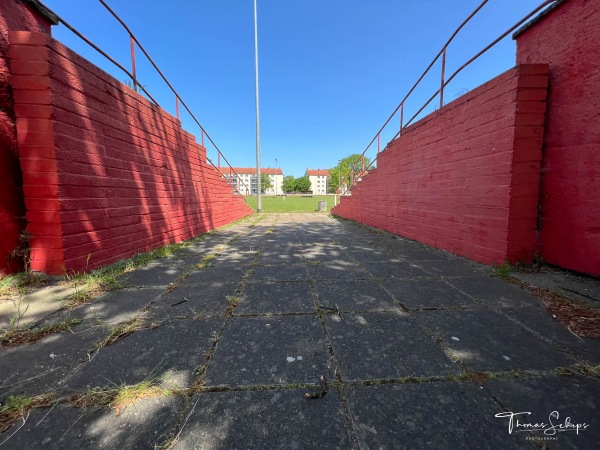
[[44, 0, 545, 177]]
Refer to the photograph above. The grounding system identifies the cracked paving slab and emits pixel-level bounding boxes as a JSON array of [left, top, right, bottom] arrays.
[[0, 323, 106, 398], [379, 278, 478, 309], [61, 318, 223, 395], [2, 395, 184, 449], [314, 279, 400, 312], [37, 287, 163, 328], [325, 311, 461, 381], [237, 281, 315, 314], [148, 281, 239, 320], [172, 389, 350, 449], [417, 308, 576, 372], [204, 316, 333, 387], [345, 382, 521, 449]]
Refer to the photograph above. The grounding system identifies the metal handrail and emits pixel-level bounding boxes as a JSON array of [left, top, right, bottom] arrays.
[[35, 0, 251, 196], [338, 0, 554, 197]]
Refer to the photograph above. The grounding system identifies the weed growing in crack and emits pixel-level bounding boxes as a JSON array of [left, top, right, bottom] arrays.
[[225, 295, 240, 317], [0, 274, 46, 301], [0, 393, 54, 434], [0, 318, 82, 349], [92, 318, 143, 351], [195, 253, 217, 270], [70, 371, 174, 416]]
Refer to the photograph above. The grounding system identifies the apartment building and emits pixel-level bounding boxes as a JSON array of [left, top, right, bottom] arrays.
[[220, 167, 284, 195], [305, 169, 330, 195]]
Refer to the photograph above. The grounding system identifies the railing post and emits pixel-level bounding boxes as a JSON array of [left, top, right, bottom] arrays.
[[440, 48, 446, 109], [377, 134, 380, 154], [175, 96, 180, 120], [218, 152, 221, 170], [201, 130, 205, 147], [400, 102, 404, 136], [130, 36, 137, 92]]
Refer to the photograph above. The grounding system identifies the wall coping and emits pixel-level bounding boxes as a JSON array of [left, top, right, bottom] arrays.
[[512, 0, 569, 39]]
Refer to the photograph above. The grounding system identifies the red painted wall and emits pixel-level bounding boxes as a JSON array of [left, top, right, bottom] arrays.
[[332, 65, 548, 266], [9, 31, 252, 274], [516, 0, 600, 276], [0, 0, 53, 274]]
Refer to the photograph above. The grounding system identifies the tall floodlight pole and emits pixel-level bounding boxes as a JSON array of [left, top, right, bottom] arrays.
[[254, 0, 262, 212], [275, 158, 278, 195]]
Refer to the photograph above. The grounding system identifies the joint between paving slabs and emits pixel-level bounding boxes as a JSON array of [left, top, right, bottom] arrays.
[[307, 277, 361, 447], [191, 225, 271, 388]]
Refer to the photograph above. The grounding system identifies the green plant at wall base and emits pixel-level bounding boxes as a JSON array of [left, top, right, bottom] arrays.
[[492, 261, 512, 279]]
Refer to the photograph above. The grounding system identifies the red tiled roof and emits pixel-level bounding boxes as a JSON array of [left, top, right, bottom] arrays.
[[219, 167, 283, 175], [306, 169, 329, 176]]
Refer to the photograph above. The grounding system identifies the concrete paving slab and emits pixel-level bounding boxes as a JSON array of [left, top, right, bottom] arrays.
[[414, 258, 486, 277], [204, 316, 332, 386], [256, 250, 305, 265], [211, 252, 256, 268], [495, 306, 600, 363], [326, 312, 460, 381], [362, 260, 429, 279], [184, 265, 247, 285], [148, 282, 239, 319], [237, 281, 315, 314], [62, 318, 222, 394], [2, 395, 184, 449], [314, 280, 399, 311], [121, 263, 186, 288], [251, 264, 309, 282], [0, 285, 75, 329], [446, 276, 540, 308], [306, 260, 371, 280], [417, 309, 576, 372], [41, 288, 163, 327], [378, 278, 478, 309], [301, 245, 351, 262], [0, 323, 105, 398], [172, 389, 350, 449], [345, 382, 522, 449], [485, 374, 600, 450], [512, 268, 600, 310]]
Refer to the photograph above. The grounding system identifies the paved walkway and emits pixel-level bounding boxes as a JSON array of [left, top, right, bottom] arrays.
[[1, 213, 599, 449]]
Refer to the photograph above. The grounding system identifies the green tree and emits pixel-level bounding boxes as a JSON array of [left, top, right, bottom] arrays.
[[260, 173, 273, 193], [329, 154, 371, 193], [293, 176, 311, 193], [282, 175, 296, 193]]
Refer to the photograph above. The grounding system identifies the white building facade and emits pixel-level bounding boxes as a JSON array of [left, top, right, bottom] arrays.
[[305, 169, 330, 195], [220, 167, 283, 195]]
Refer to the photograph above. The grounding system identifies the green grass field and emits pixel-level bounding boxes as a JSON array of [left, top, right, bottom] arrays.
[[243, 195, 335, 212]]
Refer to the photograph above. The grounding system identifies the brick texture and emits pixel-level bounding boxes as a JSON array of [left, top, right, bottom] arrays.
[[332, 66, 548, 266], [0, 0, 53, 274], [516, 0, 600, 276], [9, 31, 252, 274]]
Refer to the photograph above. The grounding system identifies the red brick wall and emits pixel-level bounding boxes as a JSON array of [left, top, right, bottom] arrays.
[[9, 31, 252, 274], [516, 0, 600, 276], [0, 0, 53, 274], [332, 65, 548, 266]]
